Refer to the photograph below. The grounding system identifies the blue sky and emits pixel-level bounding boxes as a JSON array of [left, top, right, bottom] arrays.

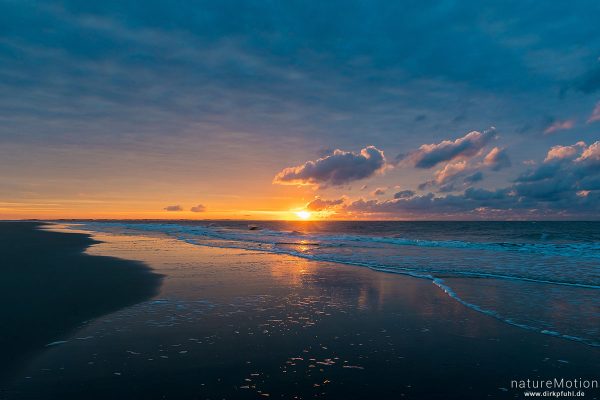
[[1, 0, 599, 218]]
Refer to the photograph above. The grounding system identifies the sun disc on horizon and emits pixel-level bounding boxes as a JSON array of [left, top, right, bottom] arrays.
[[295, 210, 312, 220]]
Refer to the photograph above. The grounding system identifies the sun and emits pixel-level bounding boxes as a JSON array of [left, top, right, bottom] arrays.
[[295, 210, 312, 220]]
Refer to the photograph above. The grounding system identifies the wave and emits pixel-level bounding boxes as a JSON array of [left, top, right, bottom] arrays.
[[72, 221, 600, 288], [430, 278, 600, 347], [69, 221, 600, 347], [82, 221, 600, 258]]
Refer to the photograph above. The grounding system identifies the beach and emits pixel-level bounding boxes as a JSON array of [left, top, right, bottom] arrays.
[[0, 221, 598, 399], [0, 222, 162, 385]]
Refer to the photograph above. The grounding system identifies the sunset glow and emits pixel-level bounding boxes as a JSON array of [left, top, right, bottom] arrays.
[[295, 211, 312, 220], [0, 1, 599, 222], [1, 3, 599, 399]]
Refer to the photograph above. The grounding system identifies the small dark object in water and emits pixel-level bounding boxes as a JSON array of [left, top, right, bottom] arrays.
[[248, 225, 260, 230]]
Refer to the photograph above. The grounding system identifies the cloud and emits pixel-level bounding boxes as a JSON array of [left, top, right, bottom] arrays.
[[544, 141, 586, 162], [396, 129, 500, 193], [346, 141, 600, 218], [464, 171, 484, 183], [403, 128, 496, 169], [515, 162, 561, 183], [576, 141, 600, 163], [483, 147, 511, 171], [273, 146, 386, 186], [372, 187, 386, 196], [348, 193, 472, 214], [434, 160, 469, 184], [418, 160, 475, 192], [415, 142, 509, 193], [305, 197, 345, 211], [543, 120, 575, 135], [3, 1, 600, 220], [190, 204, 206, 212], [514, 141, 600, 201], [588, 102, 600, 124], [393, 190, 416, 199], [347, 185, 599, 218], [164, 205, 182, 211]]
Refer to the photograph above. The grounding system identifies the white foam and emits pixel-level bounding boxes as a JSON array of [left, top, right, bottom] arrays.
[[45, 340, 68, 347], [66, 221, 600, 348]]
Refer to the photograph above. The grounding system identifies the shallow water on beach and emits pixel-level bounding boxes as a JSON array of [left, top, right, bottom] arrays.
[[6, 229, 599, 400], [71, 221, 600, 347]]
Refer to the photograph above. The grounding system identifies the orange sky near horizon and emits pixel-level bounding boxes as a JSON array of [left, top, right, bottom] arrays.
[[0, 190, 354, 221], [2, 2, 600, 221]]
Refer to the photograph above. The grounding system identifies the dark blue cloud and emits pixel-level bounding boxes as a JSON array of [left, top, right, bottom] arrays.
[[394, 190, 416, 199], [464, 171, 484, 183], [306, 197, 345, 211], [404, 129, 497, 169], [2, 1, 600, 150], [2, 0, 600, 217], [274, 146, 386, 186], [349, 141, 600, 218]]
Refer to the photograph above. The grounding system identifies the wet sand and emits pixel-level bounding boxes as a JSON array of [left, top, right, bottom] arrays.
[[1, 223, 598, 399], [0, 222, 162, 384]]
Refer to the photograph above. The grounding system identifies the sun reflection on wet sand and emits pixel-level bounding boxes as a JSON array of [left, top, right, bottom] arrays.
[[12, 224, 598, 400]]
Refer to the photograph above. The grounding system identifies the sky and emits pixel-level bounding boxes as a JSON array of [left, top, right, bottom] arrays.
[[1, 0, 600, 220]]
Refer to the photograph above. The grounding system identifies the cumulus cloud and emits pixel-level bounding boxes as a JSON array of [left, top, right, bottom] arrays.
[[164, 205, 183, 211], [434, 160, 469, 184], [513, 141, 600, 202], [273, 146, 386, 186], [372, 187, 386, 196], [483, 147, 511, 171], [403, 128, 496, 169], [305, 197, 345, 211], [415, 144, 510, 193], [345, 141, 600, 218], [576, 141, 600, 163], [544, 142, 586, 162], [190, 204, 206, 212], [543, 119, 575, 135], [588, 102, 600, 124]]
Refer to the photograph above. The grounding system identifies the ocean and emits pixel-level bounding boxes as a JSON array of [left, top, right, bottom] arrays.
[[70, 220, 600, 347]]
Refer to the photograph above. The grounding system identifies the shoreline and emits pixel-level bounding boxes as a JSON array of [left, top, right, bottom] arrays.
[[2, 222, 599, 399], [66, 220, 600, 348]]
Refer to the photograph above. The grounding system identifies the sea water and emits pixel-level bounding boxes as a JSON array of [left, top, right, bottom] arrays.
[[72, 220, 600, 346]]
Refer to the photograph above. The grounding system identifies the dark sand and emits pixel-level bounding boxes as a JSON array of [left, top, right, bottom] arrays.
[[0, 222, 162, 384], [1, 223, 598, 399]]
